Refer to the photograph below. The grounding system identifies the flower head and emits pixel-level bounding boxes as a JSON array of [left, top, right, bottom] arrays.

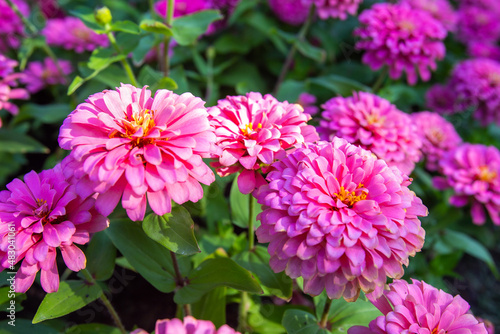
[[348, 279, 487, 334], [208, 92, 319, 194], [268, 0, 312, 25], [59, 84, 217, 221], [0, 165, 109, 293], [411, 111, 462, 172], [318, 92, 422, 175], [456, 6, 500, 45], [0, 0, 29, 51], [0, 55, 18, 78], [448, 58, 500, 126], [468, 42, 500, 62], [433, 143, 500, 225], [400, 0, 457, 32], [302, 0, 362, 20], [131, 316, 241, 334], [355, 3, 446, 85], [255, 138, 427, 301], [297, 92, 319, 116], [21, 57, 72, 93], [425, 84, 458, 115], [43, 17, 109, 53]]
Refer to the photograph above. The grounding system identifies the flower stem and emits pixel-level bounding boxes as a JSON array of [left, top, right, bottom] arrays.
[[106, 30, 139, 86], [238, 291, 251, 333], [372, 67, 388, 93], [248, 194, 255, 251], [81, 268, 127, 334], [273, 5, 315, 95], [319, 298, 333, 328], [161, 0, 175, 77], [170, 251, 192, 317]]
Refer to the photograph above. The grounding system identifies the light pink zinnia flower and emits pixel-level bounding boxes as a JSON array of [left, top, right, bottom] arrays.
[[456, 6, 500, 45], [468, 42, 500, 62], [0, 73, 29, 119], [58, 84, 217, 221], [411, 111, 462, 172], [400, 0, 457, 32], [302, 0, 362, 20], [448, 58, 500, 126], [348, 279, 487, 334], [21, 57, 72, 93], [0, 0, 29, 51], [297, 92, 319, 116], [318, 92, 422, 176], [43, 17, 109, 53], [255, 138, 427, 301], [355, 3, 447, 85], [425, 84, 457, 115], [0, 165, 109, 293], [268, 0, 311, 26], [208, 92, 319, 194], [433, 143, 500, 225], [131, 316, 241, 334]]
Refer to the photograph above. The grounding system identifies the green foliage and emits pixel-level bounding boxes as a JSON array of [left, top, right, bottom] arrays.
[[282, 309, 330, 334], [85, 231, 117, 281]]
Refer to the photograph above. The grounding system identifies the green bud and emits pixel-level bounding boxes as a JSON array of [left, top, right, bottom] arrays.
[[206, 46, 216, 60], [95, 6, 112, 26]]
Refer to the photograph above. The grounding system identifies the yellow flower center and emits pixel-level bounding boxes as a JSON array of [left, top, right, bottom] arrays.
[[489, 72, 500, 86], [241, 122, 262, 136], [399, 20, 416, 33], [110, 109, 157, 147], [478, 166, 497, 182], [428, 128, 444, 144], [334, 185, 367, 207]]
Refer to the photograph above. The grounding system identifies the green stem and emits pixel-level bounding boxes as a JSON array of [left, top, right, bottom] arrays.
[[106, 30, 139, 86], [162, 0, 175, 77], [319, 298, 333, 329], [4, 0, 37, 34], [81, 269, 127, 334], [248, 194, 255, 251], [170, 251, 192, 317], [238, 291, 250, 333], [273, 5, 315, 95], [372, 67, 388, 93]]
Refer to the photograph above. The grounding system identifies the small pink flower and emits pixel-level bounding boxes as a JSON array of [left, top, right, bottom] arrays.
[[456, 6, 500, 45], [255, 139, 427, 301], [268, 0, 312, 25], [302, 0, 362, 20], [208, 92, 319, 194], [21, 57, 72, 93], [433, 143, 500, 225], [411, 111, 462, 172], [0, 55, 18, 78], [0, 0, 29, 51], [58, 84, 217, 221], [0, 76, 29, 118], [0, 165, 109, 293], [132, 316, 240, 334], [400, 0, 457, 32], [318, 92, 422, 175], [297, 92, 319, 116], [348, 279, 487, 334], [355, 3, 447, 85], [43, 17, 109, 53], [425, 84, 457, 115]]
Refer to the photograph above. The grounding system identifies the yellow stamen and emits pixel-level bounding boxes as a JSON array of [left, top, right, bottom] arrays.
[[478, 166, 497, 182], [334, 185, 368, 207]]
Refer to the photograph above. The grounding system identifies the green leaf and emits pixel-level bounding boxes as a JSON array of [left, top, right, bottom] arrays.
[[139, 19, 173, 36], [65, 323, 122, 334], [152, 77, 178, 91], [33, 281, 103, 323], [233, 246, 293, 300], [229, 178, 262, 228], [16, 104, 70, 124], [171, 10, 223, 46], [68, 76, 85, 95], [282, 309, 329, 334], [88, 48, 126, 71], [276, 30, 325, 63], [0, 319, 59, 334], [174, 257, 262, 304], [17, 36, 46, 70], [110, 20, 140, 34], [441, 229, 500, 278], [0, 129, 49, 154], [328, 297, 382, 333], [142, 206, 200, 255], [85, 231, 116, 281], [191, 287, 227, 328], [105, 219, 183, 293], [0, 287, 26, 312], [309, 75, 371, 97], [276, 80, 306, 103], [132, 34, 157, 64], [69, 7, 106, 33]]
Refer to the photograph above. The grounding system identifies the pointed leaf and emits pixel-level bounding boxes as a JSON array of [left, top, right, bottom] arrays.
[[171, 10, 222, 46], [85, 231, 116, 281], [309, 75, 371, 97], [191, 287, 227, 328], [229, 179, 262, 228], [282, 309, 330, 334], [110, 21, 140, 34], [139, 19, 173, 36], [0, 129, 49, 154]]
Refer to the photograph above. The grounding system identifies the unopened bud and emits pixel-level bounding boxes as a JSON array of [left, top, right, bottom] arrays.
[[95, 7, 112, 26]]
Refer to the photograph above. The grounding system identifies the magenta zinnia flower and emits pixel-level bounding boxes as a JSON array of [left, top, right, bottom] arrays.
[[208, 92, 319, 194], [297, 92, 319, 116], [411, 112, 462, 172], [400, 0, 457, 32], [0, 67, 29, 123], [42, 17, 109, 53], [268, 0, 311, 26], [348, 279, 487, 334], [21, 57, 72, 93], [355, 3, 447, 85], [0, 165, 109, 293], [255, 138, 427, 301], [456, 6, 500, 45], [425, 84, 458, 115], [448, 58, 500, 126], [468, 42, 500, 62], [0, 55, 18, 78], [318, 92, 422, 176], [59, 84, 217, 221], [0, 0, 29, 51], [433, 143, 500, 225], [131, 316, 241, 334], [302, 0, 362, 20]]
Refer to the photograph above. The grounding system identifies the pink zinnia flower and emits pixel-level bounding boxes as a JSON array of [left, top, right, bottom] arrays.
[[297, 92, 319, 116], [0, 0, 29, 51], [0, 71, 29, 120], [302, 0, 362, 20], [21, 57, 72, 93], [456, 6, 500, 45], [448, 58, 500, 126], [478, 318, 495, 334], [58, 84, 217, 221], [268, 0, 312, 26], [400, 0, 457, 32], [0, 165, 109, 293], [433, 143, 500, 225], [0, 55, 18, 78], [425, 84, 458, 115], [348, 279, 487, 334], [255, 138, 427, 301], [317, 92, 422, 176], [208, 92, 319, 194], [411, 111, 462, 172], [131, 316, 241, 334], [42, 17, 109, 53], [355, 3, 447, 85], [468, 42, 500, 62]]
